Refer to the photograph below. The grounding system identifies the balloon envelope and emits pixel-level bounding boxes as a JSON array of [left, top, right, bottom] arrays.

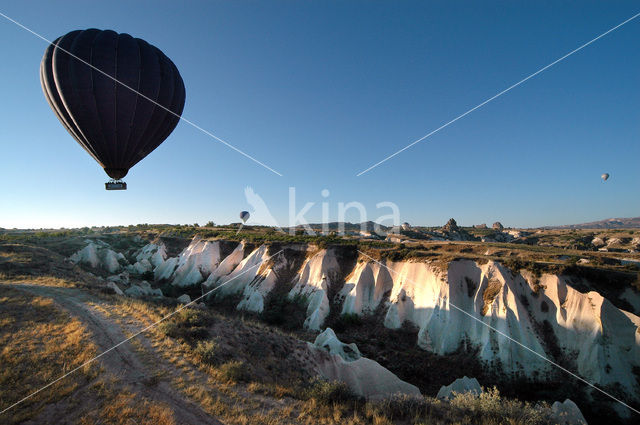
[[601, 173, 610, 181], [239, 211, 250, 223], [40, 29, 186, 180]]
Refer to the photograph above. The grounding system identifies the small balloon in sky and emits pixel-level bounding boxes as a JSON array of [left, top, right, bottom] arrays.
[[601, 173, 610, 182], [239, 211, 250, 223]]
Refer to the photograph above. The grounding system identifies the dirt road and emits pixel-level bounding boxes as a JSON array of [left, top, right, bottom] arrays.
[[6, 283, 222, 425]]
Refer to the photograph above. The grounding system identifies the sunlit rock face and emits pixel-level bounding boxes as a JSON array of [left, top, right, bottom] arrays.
[[169, 236, 223, 287], [341, 257, 640, 394], [289, 248, 342, 330], [69, 239, 127, 274], [128, 242, 167, 274], [75, 235, 640, 397]]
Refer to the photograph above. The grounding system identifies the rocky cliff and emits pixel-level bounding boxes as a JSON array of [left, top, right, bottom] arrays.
[[72, 235, 640, 404]]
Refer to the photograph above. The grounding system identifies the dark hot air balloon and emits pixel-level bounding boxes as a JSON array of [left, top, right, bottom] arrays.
[[601, 173, 610, 182], [40, 29, 186, 190], [237, 211, 250, 235]]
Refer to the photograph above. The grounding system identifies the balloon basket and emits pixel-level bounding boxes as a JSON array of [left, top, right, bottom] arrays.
[[105, 180, 127, 190]]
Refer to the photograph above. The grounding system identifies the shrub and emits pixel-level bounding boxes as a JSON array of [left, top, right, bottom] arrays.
[[331, 313, 363, 332], [158, 309, 210, 343], [218, 360, 251, 383], [449, 387, 551, 424], [194, 340, 220, 365], [304, 377, 358, 404], [140, 271, 154, 281], [261, 292, 308, 330], [366, 394, 430, 421]]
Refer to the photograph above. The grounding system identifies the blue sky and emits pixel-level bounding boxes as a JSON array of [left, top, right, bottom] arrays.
[[0, 1, 638, 229]]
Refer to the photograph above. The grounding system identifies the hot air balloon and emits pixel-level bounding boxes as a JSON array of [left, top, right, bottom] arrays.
[[237, 211, 250, 234], [601, 173, 610, 182], [40, 29, 186, 190]]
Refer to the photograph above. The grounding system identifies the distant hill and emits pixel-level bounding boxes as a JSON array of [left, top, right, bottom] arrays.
[[292, 221, 390, 232], [548, 217, 640, 229]]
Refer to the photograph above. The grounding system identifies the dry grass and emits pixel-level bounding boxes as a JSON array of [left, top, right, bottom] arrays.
[[0, 287, 99, 423], [78, 390, 176, 425], [295, 389, 552, 425], [0, 287, 180, 425]]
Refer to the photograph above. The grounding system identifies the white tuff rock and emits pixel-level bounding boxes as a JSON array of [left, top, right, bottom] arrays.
[[107, 281, 123, 296], [289, 249, 341, 330], [551, 399, 588, 425], [125, 281, 163, 298], [436, 376, 482, 400], [176, 294, 191, 304], [307, 332, 420, 400], [70, 240, 127, 274], [313, 328, 361, 361]]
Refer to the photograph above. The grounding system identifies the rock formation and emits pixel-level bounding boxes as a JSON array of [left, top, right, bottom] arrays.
[[307, 328, 421, 399], [436, 376, 482, 400], [67, 235, 640, 404], [442, 218, 459, 233], [551, 399, 588, 425]]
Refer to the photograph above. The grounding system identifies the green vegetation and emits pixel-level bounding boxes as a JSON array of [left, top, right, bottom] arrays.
[[304, 378, 358, 404], [262, 292, 308, 330], [194, 340, 220, 366], [217, 360, 251, 383], [158, 309, 212, 343]]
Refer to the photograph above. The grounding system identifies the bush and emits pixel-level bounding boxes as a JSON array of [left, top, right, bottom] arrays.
[[140, 271, 154, 281], [158, 309, 210, 343], [304, 377, 358, 404], [218, 360, 251, 383], [194, 340, 220, 365], [449, 387, 551, 424], [261, 292, 308, 330], [331, 313, 363, 332]]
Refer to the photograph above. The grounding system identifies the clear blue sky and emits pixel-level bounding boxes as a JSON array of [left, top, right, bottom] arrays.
[[1, 1, 638, 229]]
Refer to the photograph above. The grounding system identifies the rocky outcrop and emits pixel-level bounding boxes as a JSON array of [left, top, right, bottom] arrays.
[[492, 222, 504, 230], [340, 258, 640, 396], [70, 240, 127, 274], [124, 281, 163, 298], [442, 218, 459, 233], [307, 329, 421, 399], [436, 376, 482, 400], [551, 399, 588, 425], [107, 281, 124, 296], [177, 294, 191, 304], [169, 236, 224, 287], [313, 328, 361, 361], [69, 234, 640, 403]]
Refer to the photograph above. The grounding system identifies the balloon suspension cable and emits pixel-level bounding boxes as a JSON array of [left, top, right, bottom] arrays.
[[236, 223, 244, 235]]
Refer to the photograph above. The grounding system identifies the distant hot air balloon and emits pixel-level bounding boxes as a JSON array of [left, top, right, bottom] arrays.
[[40, 29, 186, 190], [601, 173, 610, 182], [237, 211, 250, 234]]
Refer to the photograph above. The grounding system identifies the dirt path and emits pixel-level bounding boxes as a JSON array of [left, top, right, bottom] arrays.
[[6, 283, 222, 425]]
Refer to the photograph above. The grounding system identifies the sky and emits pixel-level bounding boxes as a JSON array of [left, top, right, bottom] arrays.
[[0, 1, 638, 229]]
